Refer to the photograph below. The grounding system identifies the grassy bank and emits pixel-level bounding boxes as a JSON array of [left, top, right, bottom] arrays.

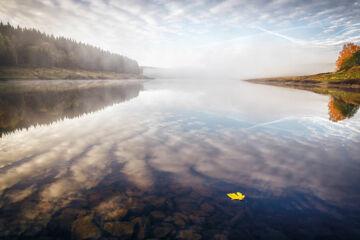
[[247, 67, 360, 121], [0, 67, 149, 80], [248, 66, 360, 87]]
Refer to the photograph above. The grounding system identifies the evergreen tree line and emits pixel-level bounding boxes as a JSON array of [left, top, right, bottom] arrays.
[[0, 22, 140, 74]]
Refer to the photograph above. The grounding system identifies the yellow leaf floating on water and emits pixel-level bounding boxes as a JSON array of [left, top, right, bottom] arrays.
[[227, 192, 245, 200]]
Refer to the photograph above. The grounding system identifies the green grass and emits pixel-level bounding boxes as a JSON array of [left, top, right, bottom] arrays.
[[0, 67, 148, 80], [307, 66, 360, 82], [257, 66, 360, 84]]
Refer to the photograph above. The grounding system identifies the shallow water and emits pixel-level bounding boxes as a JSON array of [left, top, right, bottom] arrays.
[[0, 79, 360, 239]]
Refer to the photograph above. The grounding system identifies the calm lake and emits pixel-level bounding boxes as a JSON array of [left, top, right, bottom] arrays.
[[0, 78, 360, 239]]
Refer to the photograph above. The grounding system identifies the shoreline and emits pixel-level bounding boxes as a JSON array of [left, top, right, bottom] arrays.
[[246, 73, 360, 106], [0, 67, 151, 80], [246, 66, 360, 89], [246, 78, 360, 89], [246, 67, 360, 89]]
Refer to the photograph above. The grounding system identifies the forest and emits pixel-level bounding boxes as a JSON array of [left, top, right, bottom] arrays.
[[0, 22, 140, 74]]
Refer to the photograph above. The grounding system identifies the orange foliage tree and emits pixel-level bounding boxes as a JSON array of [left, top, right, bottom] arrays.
[[336, 43, 360, 70], [328, 97, 359, 122], [328, 98, 345, 122]]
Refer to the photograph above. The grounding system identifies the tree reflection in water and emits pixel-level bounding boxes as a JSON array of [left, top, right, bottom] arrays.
[[0, 80, 144, 137], [328, 97, 359, 122]]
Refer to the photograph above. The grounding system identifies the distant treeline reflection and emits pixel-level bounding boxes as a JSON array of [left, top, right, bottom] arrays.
[[0, 81, 143, 136]]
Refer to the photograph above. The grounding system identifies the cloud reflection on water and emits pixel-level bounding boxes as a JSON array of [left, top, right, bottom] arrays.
[[0, 80, 360, 235]]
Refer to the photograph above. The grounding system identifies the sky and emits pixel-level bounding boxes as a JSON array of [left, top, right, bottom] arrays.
[[1, 0, 360, 77]]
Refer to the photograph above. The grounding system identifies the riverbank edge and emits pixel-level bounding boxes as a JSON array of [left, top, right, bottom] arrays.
[[246, 66, 360, 89], [0, 67, 152, 80], [246, 78, 360, 89]]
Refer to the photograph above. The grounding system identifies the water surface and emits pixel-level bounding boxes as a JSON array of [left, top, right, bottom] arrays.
[[0, 79, 360, 239]]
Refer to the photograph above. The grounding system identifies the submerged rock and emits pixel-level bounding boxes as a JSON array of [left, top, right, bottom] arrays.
[[176, 199, 199, 213], [103, 221, 134, 238], [189, 215, 205, 225], [46, 208, 80, 237], [214, 233, 228, 240], [172, 212, 188, 227], [95, 196, 127, 221], [131, 216, 150, 239], [150, 211, 166, 220], [104, 208, 128, 221], [152, 224, 174, 238], [176, 229, 202, 240], [126, 188, 145, 197], [126, 198, 146, 213], [144, 196, 166, 207], [71, 215, 101, 240], [200, 203, 214, 213], [195, 202, 216, 217], [174, 218, 186, 227], [192, 186, 214, 197]]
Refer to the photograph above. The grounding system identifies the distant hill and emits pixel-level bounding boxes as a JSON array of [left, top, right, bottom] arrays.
[[0, 22, 140, 74]]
